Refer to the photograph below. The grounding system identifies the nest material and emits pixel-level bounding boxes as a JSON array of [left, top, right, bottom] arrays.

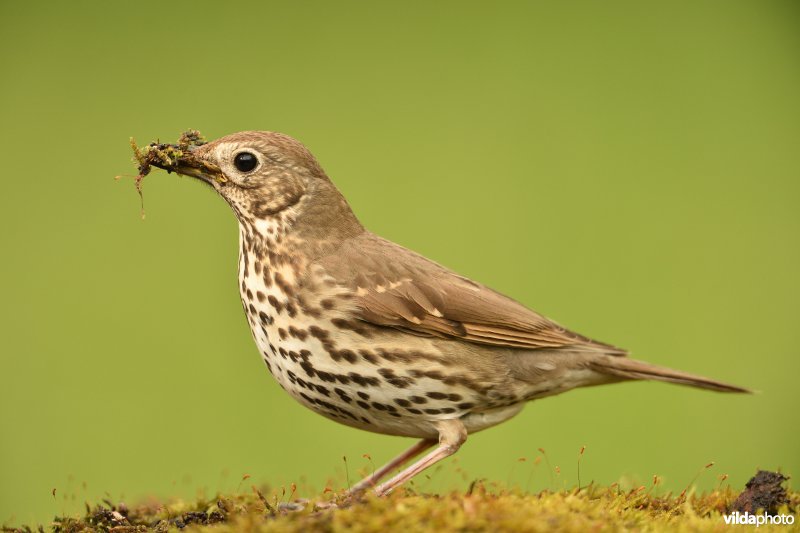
[[120, 130, 209, 219], [131, 129, 208, 177]]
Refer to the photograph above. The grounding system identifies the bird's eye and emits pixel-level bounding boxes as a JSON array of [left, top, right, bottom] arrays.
[[233, 152, 258, 173]]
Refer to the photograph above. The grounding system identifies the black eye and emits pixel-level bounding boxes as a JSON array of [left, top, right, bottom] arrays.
[[234, 152, 258, 172]]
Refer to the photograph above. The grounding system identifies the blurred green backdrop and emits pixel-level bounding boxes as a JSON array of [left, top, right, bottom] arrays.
[[1, 0, 798, 526]]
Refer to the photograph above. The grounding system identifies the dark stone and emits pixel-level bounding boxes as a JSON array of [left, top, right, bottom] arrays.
[[730, 470, 789, 514]]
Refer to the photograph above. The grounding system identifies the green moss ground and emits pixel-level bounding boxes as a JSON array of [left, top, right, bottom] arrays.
[[9, 477, 797, 533]]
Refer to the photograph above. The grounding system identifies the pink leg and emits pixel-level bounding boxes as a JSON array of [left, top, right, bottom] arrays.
[[374, 419, 467, 496], [349, 438, 436, 494]]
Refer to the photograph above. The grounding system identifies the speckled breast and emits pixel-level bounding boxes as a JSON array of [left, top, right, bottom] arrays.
[[235, 226, 522, 439]]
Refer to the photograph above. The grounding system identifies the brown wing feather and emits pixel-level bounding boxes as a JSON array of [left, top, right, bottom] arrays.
[[318, 232, 625, 354]]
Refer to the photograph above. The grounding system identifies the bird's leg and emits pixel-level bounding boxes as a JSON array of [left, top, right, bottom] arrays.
[[348, 438, 436, 495], [373, 419, 467, 496]]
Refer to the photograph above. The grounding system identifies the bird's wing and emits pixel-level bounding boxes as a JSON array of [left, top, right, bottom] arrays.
[[318, 233, 626, 354]]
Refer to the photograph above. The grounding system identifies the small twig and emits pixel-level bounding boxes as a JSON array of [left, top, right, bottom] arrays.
[[343, 456, 351, 491], [538, 448, 555, 488], [678, 462, 715, 504]]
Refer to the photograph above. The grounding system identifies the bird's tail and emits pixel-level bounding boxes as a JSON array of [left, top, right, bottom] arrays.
[[590, 356, 751, 393]]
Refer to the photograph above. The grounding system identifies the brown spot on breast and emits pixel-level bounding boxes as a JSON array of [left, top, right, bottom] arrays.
[[316, 370, 337, 383], [348, 373, 380, 387], [377, 349, 412, 363], [337, 350, 358, 364], [308, 325, 329, 339], [312, 384, 330, 397], [423, 392, 463, 402], [320, 299, 335, 310], [334, 388, 352, 403], [267, 295, 283, 312], [242, 248, 250, 277], [359, 350, 378, 365], [288, 326, 308, 341], [256, 291, 266, 302], [274, 272, 293, 296], [300, 361, 316, 378], [377, 368, 414, 388], [296, 295, 322, 318], [331, 318, 372, 337], [298, 391, 314, 402], [409, 369, 444, 380], [441, 374, 487, 393]]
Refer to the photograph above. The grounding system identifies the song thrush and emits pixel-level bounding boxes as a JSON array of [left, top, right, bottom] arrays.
[[141, 130, 748, 496]]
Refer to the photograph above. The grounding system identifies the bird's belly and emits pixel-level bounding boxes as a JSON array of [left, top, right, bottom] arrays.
[[245, 321, 457, 437], [239, 279, 506, 438]]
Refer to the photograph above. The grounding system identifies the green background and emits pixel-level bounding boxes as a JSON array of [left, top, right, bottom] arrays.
[[1, 0, 798, 526]]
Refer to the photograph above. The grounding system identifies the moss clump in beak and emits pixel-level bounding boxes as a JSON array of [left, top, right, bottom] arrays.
[[121, 130, 223, 219], [131, 129, 208, 177]]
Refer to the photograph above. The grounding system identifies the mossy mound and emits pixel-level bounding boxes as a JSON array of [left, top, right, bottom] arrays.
[[12, 474, 798, 533]]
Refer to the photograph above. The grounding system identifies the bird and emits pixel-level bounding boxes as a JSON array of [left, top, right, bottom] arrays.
[[142, 130, 749, 496]]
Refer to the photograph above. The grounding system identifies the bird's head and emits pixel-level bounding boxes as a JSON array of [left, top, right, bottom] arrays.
[[143, 130, 362, 240]]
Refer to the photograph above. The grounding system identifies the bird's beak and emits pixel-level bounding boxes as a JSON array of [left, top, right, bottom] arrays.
[[136, 140, 227, 185], [169, 154, 227, 185]]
